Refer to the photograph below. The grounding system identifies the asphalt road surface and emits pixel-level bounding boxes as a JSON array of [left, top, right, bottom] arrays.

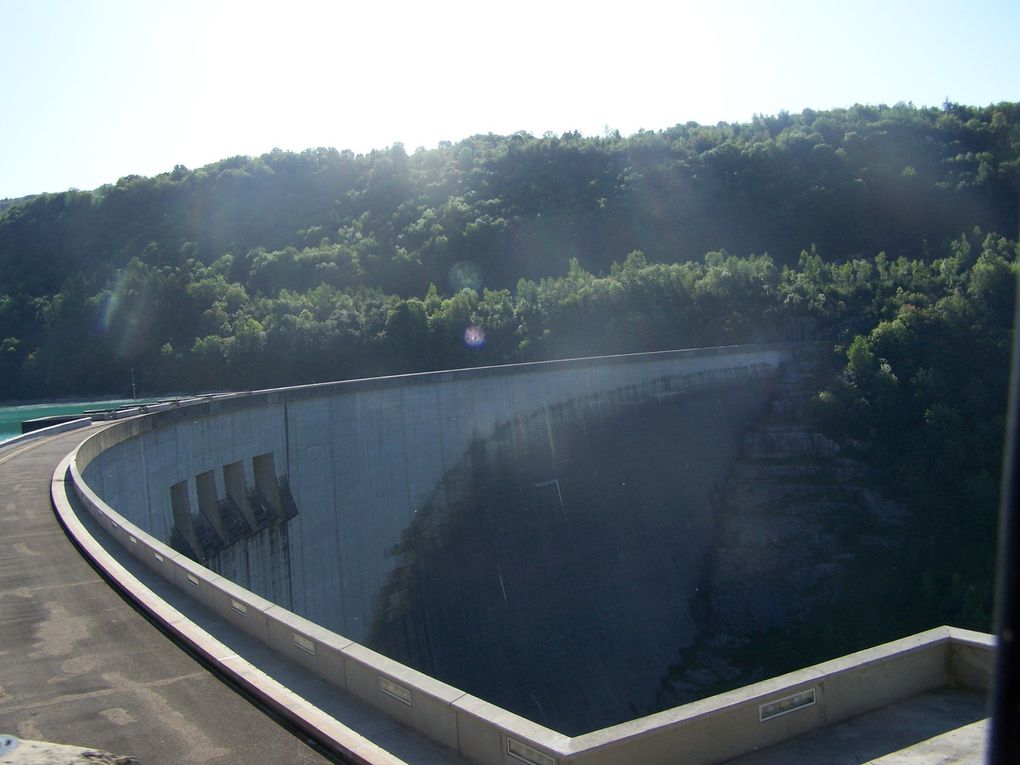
[[0, 428, 335, 764]]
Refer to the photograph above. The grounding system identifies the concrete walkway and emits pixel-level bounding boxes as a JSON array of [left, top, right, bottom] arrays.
[[0, 429, 335, 763]]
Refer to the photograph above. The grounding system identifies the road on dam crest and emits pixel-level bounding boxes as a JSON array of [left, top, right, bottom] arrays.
[[0, 427, 335, 764]]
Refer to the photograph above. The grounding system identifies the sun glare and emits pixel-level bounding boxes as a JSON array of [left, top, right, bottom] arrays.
[[0, 0, 1018, 197]]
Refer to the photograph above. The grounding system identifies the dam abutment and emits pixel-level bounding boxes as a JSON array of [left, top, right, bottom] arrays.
[[61, 344, 996, 764], [76, 344, 980, 761]]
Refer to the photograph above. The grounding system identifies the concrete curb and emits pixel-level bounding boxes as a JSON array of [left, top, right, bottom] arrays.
[[49, 450, 407, 765]]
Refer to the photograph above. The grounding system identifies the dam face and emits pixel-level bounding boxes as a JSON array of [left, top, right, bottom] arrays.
[[81, 346, 788, 734]]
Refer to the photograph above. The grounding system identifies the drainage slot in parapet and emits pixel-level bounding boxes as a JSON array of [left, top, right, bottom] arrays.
[[153, 552, 164, 564], [507, 738, 557, 765], [759, 688, 816, 721], [292, 634, 315, 654], [186, 573, 200, 588], [128, 536, 137, 546], [378, 676, 412, 705], [230, 599, 248, 617]]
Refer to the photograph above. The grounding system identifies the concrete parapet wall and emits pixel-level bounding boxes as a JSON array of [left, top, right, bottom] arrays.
[[62, 346, 995, 765], [560, 627, 990, 765], [946, 627, 996, 691]]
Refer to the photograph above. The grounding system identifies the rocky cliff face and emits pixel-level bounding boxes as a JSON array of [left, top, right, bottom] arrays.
[[658, 348, 904, 707]]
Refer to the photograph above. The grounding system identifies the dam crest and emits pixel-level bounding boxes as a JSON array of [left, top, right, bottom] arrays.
[[66, 344, 994, 764]]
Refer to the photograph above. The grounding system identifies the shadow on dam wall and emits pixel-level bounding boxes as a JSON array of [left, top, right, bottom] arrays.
[[362, 378, 772, 735]]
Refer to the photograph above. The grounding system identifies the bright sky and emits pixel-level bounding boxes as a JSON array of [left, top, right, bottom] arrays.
[[2, 0, 1018, 199]]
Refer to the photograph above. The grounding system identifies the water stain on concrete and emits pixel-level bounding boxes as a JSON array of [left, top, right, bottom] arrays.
[[31, 603, 89, 659], [101, 673, 229, 763], [99, 707, 136, 727], [60, 656, 98, 676], [16, 718, 42, 741]]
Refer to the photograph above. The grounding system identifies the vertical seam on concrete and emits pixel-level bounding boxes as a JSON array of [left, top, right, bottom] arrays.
[[284, 401, 291, 476], [138, 429, 152, 537], [453, 692, 465, 761]]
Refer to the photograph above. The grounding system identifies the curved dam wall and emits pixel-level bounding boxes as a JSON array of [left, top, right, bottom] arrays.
[[80, 345, 790, 734]]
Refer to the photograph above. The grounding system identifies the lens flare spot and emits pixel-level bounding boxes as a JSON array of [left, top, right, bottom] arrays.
[[101, 292, 120, 334], [449, 261, 483, 292], [464, 325, 485, 348], [99, 269, 152, 358]]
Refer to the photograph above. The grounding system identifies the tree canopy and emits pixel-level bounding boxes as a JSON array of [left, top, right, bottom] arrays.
[[1, 102, 1016, 400]]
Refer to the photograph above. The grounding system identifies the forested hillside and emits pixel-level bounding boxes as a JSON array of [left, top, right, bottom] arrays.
[[0, 101, 1017, 399], [1, 101, 1016, 639]]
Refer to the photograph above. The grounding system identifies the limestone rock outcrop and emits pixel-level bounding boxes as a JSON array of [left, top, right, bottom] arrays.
[[660, 347, 904, 706]]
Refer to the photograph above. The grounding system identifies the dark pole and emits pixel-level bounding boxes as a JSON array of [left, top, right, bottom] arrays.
[[988, 270, 1020, 764]]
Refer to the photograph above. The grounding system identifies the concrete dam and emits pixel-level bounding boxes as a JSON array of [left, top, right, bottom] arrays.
[[80, 345, 791, 735]]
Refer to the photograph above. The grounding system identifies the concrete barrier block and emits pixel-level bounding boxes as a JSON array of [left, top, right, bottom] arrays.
[[317, 631, 355, 693], [568, 667, 827, 765], [138, 541, 180, 578], [208, 576, 274, 644], [342, 642, 462, 751], [263, 606, 352, 678], [118, 523, 149, 563], [820, 629, 949, 723], [705, 683, 826, 761], [949, 641, 993, 691], [451, 695, 506, 765], [452, 694, 568, 765], [164, 555, 228, 613], [947, 628, 995, 691], [569, 725, 702, 765]]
